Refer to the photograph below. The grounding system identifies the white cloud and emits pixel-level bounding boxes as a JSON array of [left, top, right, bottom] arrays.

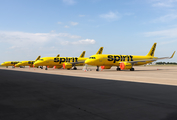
[[57, 22, 62, 24], [70, 22, 78, 26], [51, 30, 55, 33], [0, 31, 95, 50], [99, 11, 121, 21], [64, 25, 69, 28], [151, 0, 177, 7], [72, 39, 96, 45], [160, 40, 177, 45], [144, 28, 177, 38], [152, 2, 173, 7], [152, 14, 177, 23], [63, 0, 75, 5], [79, 15, 85, 17]]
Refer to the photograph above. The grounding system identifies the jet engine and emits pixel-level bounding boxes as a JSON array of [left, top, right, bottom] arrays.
[[63, 63, 72, 69], [101, 66, 112, 69], [119, 62, 132, 70]]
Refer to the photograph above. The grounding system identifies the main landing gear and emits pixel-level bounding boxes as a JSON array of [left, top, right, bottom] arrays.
[[116, 66, 121, 71], [40, 66, 43, 69], [73, 66, 77, 70], [130, 68, 134, 71], [45, 66, 48, 70], [96, 66, 99, 71], [6, 66, 8, 68]]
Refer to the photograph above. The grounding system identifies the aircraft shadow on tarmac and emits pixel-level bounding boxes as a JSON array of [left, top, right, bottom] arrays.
[[0, 69, 177, 120]]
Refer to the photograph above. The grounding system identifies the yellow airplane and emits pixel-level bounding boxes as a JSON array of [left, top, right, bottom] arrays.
[[34, 47, 103, 70], [85, 43, 176, 71], [15, 56, 41, 68], [1, 61, 19, 68]]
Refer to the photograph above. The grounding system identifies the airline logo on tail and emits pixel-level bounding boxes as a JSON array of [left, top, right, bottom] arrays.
[[80, 51, 86, 58], [96, 47, 103, 54], [147, 43, 157, 56]]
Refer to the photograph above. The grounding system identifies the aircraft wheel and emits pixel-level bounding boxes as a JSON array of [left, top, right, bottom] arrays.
[[6, 66, 8, 68], [73, 67, 77, 70], [45, 67, 48, 70], [96, 66, 99, 71], [67, 68, 70, 70], [116, 68, 121, 71], [130, 68, 134, 71]]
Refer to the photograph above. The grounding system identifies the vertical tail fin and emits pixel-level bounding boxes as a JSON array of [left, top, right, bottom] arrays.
[[35, 56, 41, 61], [80, 51, 86, 58], [96, 47, 103, 54], [56, 54, 60, 57], [146, 43, 157, 57]]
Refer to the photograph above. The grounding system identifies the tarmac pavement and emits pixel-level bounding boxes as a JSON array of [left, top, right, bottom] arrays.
[[0, 69, 177, 120]]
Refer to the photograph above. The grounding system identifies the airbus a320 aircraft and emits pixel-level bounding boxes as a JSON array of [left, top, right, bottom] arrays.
[[15, 56, 41, 68], [1, 61, 19, 68], [85, 43, 175, 71], [34, 47, 103, 70]]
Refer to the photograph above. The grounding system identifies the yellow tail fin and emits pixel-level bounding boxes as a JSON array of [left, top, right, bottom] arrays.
[[56, 54, 60, 57], [35, 56, 41, 61], [147, 43, 157, 57], [80, 51, 85, 57], [96, 47, 103, 54]]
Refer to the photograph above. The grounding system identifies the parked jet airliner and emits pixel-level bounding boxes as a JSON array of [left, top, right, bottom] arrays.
[[85, 43, 175, 71]]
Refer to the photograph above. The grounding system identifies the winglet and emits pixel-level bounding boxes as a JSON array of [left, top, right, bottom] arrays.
[[56, 54, 60, 57], [80, 51, 86, 58], [35, 56, 41, 61], [170, 51, 176, 58], [96, 47, 103, 54]]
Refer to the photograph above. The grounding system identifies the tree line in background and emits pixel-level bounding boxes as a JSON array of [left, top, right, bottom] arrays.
[[156, 62, 177, 65]]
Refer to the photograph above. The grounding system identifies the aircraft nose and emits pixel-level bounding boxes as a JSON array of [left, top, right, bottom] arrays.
[[1, 63, 4, 66], [85, 59, 91, 65]]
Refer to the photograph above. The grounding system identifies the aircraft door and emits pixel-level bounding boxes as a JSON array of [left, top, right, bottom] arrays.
[[99, 56, 102, 62]]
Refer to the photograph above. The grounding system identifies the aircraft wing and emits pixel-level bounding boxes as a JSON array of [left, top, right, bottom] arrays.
[[120, 51, 175, 64], [67, 60, 85, 66]]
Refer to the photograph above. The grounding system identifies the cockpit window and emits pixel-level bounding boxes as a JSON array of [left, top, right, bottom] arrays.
[[89, 57, 96, 59]]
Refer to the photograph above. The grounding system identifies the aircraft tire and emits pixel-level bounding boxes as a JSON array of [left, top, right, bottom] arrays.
[[96, 69, 99, 71], [130, 68, 134, 71], [45, 67, 48, 70], [116, 68, 121, 71], [73, 67, 77, 70]]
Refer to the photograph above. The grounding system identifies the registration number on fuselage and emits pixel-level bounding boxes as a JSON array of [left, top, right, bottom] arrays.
[[107, 55, 133, 63], [54, 57, 78, 64]]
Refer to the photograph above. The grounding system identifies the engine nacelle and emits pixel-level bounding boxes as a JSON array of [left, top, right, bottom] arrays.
[[120, 62, 132, 70], [101, 66, 112, 69], [63, 63, 72, 69]]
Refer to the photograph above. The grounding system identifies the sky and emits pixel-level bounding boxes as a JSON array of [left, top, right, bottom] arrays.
[[0, 0, 177, 63]]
